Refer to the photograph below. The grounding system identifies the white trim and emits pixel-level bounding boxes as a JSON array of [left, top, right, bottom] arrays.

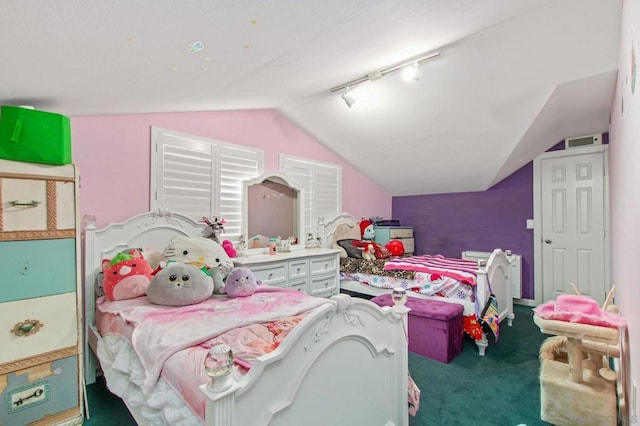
[[533, 144, 610, 306]]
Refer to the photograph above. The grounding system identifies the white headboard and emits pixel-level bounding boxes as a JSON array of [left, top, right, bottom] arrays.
[[83, 210, 207, 324], [318, 213, 359, 249]]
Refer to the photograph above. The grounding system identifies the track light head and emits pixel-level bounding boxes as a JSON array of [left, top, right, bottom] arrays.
[[402, 62, 420, 82], [341, 87, 355, 108]]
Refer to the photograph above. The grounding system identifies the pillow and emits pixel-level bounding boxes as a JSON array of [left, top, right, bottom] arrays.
[[332, 223, 362, 257], [162, 236, 234, 294], [147, 263, 214, 306], [336, 239, 363, 259], [101, 249, 154, 301], [94, 247, 161, 298]]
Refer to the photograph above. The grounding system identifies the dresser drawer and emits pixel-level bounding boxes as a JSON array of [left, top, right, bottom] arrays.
[[389, 227, 413, 239], [288, 259, 309, 281], [310, 254, 337, 276], [0, 355, 80, 426], [0, 238, 77, 303], [309, 275, 338, 297], [0, 292, 78, 365], [401, 238, 415, 254], [290, 280, 309, 293], [250, 262, 287, 286], [0, 176, 76, 234]]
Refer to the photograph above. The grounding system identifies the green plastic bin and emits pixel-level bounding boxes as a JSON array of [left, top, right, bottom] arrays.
[[0, 106, 72, 165]]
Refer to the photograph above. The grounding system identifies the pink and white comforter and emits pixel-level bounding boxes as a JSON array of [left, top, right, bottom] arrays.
[[97, 287, 328, 391], [384, 254, 478, 285]]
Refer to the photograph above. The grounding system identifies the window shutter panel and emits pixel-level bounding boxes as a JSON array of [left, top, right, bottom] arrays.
[[280, 157, 313, 236], [313, 163, 342, 226], [218, 145, 263, 242], [152, 128, 215, 220], [280, 155, 341, 238]]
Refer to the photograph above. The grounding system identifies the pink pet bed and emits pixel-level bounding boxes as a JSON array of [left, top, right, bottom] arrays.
[[534, 294, 626, 329]]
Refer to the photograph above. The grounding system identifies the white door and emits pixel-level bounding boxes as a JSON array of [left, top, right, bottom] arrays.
[[534, 146, 609, 305]]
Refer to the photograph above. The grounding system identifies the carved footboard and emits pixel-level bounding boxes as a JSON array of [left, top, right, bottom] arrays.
[[200, 294, 410, 426]]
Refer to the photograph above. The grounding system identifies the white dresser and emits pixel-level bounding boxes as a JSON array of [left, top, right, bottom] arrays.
[[233, 248, 341, 298], [0, 159, 83, 425]]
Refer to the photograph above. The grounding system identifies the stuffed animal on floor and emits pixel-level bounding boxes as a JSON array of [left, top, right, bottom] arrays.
[[221, 267, 260, 298], [162, 236, 233, 294], [147, 262, 214, 306], [101, 249, 154, 301]]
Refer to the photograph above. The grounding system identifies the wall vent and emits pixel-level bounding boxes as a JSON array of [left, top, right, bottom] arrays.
[[565, 133, 602, 149]]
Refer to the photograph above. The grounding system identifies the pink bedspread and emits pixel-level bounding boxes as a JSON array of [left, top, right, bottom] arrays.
[[97, 287, 328, 390], [384, 255, 478, 286]]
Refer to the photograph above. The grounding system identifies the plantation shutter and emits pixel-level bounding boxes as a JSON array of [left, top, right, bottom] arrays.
[[151, 127, 263, 237], [314, 162, 342, 226], [280, 157, 313, 236], [218, 145, 263, 242], [152, 128, 215, 219], [280, 155, 342, 238]]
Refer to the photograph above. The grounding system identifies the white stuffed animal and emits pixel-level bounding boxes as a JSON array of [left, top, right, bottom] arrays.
[[162, 236, 233, 294], [362, 243, 376, 261]]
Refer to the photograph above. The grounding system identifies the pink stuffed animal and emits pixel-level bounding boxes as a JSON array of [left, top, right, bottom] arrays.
[[222, 239, 237, 258], [102, 249, 154, 301]]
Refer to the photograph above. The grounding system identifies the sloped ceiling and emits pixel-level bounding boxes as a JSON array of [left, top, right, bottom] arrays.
[[0, 0, 621, 196]]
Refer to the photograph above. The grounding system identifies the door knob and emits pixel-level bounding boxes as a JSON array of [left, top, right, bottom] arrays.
[[544, 239, 552, 244]]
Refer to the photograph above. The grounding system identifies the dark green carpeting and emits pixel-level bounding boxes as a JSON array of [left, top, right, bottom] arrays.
[[409, 304, 551, 426], [84, 304, 549, 425]]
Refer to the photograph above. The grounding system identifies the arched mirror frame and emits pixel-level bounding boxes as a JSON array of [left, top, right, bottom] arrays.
[[241, 172, 305, 254]]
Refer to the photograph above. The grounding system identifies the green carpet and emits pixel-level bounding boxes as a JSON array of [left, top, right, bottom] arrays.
[[84, 304, 550, 425], [409, 304, 551, 426]]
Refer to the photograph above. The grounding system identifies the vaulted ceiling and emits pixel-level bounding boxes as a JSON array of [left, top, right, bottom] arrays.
[[0, 0, 621, 195]]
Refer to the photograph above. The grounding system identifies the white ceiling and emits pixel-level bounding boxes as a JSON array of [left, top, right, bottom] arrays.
[[0, 0, 621, 196]]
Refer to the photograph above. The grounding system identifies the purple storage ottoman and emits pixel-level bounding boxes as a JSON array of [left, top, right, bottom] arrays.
[[371, 294, 464, 363]]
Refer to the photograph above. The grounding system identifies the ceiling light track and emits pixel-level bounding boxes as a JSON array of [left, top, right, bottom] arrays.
[[329, 51, 439, 93]]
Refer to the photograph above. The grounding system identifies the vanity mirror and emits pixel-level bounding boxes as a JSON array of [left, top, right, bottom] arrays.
[[242, 172, 304, 251]]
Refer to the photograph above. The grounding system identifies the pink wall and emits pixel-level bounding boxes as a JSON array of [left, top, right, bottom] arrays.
[[609, 0, 639, 420], [71, 109, 391, 229]]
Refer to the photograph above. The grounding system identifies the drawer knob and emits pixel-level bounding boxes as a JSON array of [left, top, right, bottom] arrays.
[[9, 200, 41, 208], [268, 273, 273, 279], [12, 319, 43, 337]]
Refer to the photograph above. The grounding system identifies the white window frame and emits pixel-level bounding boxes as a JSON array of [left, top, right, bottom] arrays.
[[151, 127, 263, 243], [279, 154, 342, 238]]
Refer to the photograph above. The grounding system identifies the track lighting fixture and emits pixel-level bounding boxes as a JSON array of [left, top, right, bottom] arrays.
[[330, 51, 439, 107], [341, 86, 356, 108], [402, 62, 420, 82]]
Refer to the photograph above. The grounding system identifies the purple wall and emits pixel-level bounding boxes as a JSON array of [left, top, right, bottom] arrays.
[[392, 133, 609, 301], [392, 164, 535, 299]]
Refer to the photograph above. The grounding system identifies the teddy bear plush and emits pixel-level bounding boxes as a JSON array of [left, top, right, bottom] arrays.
[[147, 262, 214, 306], [101, 249, 154, 301], [221, 267, 260, 298], [162, 236, 233, 294]]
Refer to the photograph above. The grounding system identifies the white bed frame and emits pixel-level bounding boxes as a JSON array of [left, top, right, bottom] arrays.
[[83, 210, 410, 426], [318, 213, 515, 356]]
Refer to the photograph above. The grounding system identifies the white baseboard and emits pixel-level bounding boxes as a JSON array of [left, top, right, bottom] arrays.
[[514, 298, 537, 307]]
